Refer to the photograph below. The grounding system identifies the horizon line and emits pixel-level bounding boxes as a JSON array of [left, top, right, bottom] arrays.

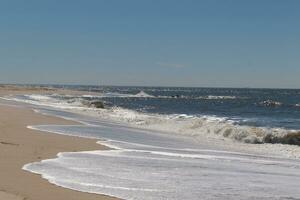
[[1, 83, 299, 90]]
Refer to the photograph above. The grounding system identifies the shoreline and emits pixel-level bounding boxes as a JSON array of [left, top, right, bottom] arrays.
[[1, 85, 300, 199], [0, 103, 118, 200]]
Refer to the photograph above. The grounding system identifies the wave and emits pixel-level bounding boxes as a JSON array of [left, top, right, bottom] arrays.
[[25, 94, 53, 101], [80, 92, 240, 100], [2, 94, 96, 110], [22, 129, 300, 200], [82, 91, 155, 98], [133, 91, 155, 98], [255, 100, 300, 108], [257, 100, 283, 107], [89, 107, 300, 145], [5, 94, 300, 146], [197, 95, 237, 100], [154, 95, 240, 100], [256, 100, 300, 108]]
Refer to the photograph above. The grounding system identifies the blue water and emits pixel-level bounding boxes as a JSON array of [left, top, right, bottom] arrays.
[[3, 86, 300, 199], [8, 85, 300, 145], [63, 86, 300, 130], [24, 108, 300, 200]]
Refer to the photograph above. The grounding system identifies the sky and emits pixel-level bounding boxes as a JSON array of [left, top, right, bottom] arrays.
[[0, 0, 300, 88]]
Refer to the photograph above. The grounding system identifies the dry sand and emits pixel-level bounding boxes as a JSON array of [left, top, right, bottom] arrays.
[[0, 86, 119, 200]]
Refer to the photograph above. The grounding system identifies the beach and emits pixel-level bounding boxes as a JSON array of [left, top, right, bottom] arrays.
[[1, 1, 299, 199], [1, 85, 300, 200], [0, 86, 118, 200]]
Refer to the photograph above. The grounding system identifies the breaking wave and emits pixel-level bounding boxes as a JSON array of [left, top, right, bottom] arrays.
[[197, 95, 237, 100], [132, 91, 155, 98], [3, 94, 300, 146], [82, 107, 300, 145], [257, 100, 283, 107], [50, 92, 240, 100]]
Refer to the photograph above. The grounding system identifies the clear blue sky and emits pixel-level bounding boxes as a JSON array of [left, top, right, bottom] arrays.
[[1, 0, 300, 88]]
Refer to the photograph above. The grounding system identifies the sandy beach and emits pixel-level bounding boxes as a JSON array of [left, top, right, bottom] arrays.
[[0, 86, 118, 200], [1, 2, 299, 198], [1, 85, 300, 200]]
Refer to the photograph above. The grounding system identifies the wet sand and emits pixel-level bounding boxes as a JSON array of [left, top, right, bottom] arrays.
[[0, 87, 119, 200]]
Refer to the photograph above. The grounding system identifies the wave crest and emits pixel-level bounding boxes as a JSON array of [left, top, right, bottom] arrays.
[[258, 100, 283, 107], [197, 95, 237, 100], [5, 94, 300, 146], [79, 106, 300, 145]]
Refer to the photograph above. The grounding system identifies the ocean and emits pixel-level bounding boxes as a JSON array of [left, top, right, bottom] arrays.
[[3, 86, 300, 199], [10, 86, 300, 144]]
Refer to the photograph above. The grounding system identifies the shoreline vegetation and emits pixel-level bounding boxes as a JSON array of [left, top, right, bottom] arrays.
[[0, 85, 118, 200]]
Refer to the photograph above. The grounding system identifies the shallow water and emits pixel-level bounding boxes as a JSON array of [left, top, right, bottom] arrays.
[[6, 89, 300, 145], [23, 108, 300, 200]]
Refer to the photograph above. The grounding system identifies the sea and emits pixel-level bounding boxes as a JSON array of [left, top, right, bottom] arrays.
[[2, 86, 300, 200]]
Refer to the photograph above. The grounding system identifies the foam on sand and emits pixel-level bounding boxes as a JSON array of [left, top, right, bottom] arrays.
[[4, 94, 300, 147], [23, 118, 300, 200]]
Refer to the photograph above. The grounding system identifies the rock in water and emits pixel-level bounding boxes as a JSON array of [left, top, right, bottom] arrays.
[[264, 131, 300, 145], [89, 101, 104, 108]]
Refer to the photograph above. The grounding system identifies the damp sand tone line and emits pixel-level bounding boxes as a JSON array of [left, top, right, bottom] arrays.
[[0, 103, 119, 200], [0, 141, 19, 146]]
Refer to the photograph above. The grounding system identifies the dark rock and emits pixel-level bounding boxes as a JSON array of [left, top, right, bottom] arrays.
[[171, 95, 180, 98], [89, 101, 104, 109], [263, 132, 300, 145]]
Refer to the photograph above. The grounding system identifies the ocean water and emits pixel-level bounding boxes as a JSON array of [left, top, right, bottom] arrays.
[[7, 86, 300, 145], [24, 109, 300, 200], [2, 86, 300, 199]]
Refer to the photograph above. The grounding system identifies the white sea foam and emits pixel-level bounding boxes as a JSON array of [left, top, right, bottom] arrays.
[[80, 92, 239, 100], [197, 95, 237, 100], [5, 94, 300, 146], [3, 92, 300, 199], [23, 122, 300, 200], [14, 92, 299, 199], [81, 91, 154, 98], [258, 100, 283, 107], [79, 106, 298, 145], [24, 94, 52, 101], [133, 91, 155, 98]]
